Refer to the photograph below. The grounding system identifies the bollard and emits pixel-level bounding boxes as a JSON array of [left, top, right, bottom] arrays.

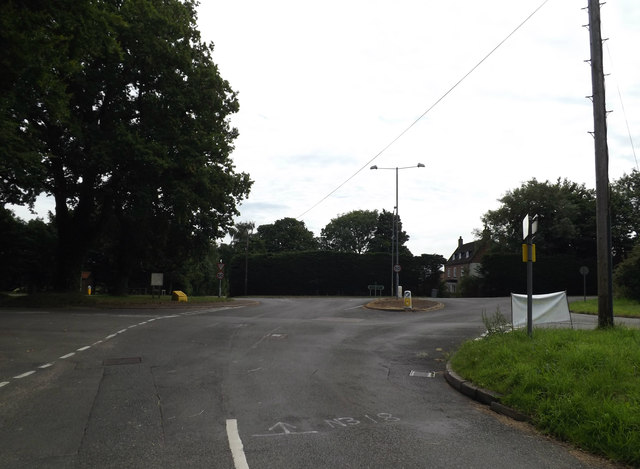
[[404, 290, 412, 310]]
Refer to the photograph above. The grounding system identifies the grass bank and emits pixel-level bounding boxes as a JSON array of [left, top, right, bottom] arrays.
[[0, 292, 229, 308], [451, 327, 640, 466], [570, 297, 640, 318]]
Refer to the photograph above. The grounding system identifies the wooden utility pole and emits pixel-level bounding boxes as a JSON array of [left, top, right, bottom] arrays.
[[588, 0, 614, 327]]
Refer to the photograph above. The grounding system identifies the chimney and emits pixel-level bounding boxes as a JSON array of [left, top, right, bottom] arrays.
[[458, 236, 463, 248]]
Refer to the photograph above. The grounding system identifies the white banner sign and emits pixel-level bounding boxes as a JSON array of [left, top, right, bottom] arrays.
[[510, 291, 572, 328]]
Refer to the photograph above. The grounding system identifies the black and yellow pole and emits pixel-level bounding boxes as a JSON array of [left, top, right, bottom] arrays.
[[522, 215, 537, 338]]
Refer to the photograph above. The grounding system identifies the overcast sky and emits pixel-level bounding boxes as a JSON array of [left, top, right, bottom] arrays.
[[11, 0, 640, 259], [193, 0, 639, 258]]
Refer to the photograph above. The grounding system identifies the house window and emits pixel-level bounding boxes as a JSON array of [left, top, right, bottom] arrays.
[[447, 268, 451, 278], [466, 251, 470, 258], [453, 267, 457, 278]]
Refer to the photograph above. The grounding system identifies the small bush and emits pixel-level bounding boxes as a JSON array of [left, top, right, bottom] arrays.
[[481, 307, 511, 335], [614, 243, 640, 301]]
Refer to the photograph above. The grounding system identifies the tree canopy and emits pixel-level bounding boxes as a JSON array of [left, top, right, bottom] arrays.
[[1, 0, 251, 291], [256, 218, 317, 252], [320, 210, 378, 254], [480, 178, 596, 258], [368, 209, 411, 255]]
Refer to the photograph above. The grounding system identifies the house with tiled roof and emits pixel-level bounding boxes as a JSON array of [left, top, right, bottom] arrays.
[[444, 236, 487, 294]]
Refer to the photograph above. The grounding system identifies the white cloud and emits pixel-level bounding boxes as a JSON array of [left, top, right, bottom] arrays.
[[197, 0, 639, 258]]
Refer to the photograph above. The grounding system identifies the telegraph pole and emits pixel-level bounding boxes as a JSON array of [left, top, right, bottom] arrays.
[[587, 0, 614, 327]]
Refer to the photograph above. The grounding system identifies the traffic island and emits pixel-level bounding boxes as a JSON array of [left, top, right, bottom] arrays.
[[365, 297, 443, 312]]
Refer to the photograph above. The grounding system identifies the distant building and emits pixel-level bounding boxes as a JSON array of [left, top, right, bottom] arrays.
[[444, 237, 487, 294]]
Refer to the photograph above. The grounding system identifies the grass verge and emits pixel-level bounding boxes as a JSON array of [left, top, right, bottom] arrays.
[[0, 292, 230, 308], [450, 327, 640, 466], [570, 297, 640, 318]]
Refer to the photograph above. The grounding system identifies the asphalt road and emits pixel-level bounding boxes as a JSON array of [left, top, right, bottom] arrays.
[[0, 297, 615, 468]]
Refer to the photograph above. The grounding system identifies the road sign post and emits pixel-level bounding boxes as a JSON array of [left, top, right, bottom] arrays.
[[217, 260, 224, 298], [523, 214, 538, 337], [580, 266, 590, 302]]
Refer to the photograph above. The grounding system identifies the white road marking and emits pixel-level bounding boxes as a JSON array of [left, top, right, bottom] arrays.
[[226, 419, 250, 469], [1, 306, 249, 388], [250, 327, 281, 349]]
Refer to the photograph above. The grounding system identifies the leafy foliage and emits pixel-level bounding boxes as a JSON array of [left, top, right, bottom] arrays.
[[320, 210, 378, 254], [0, 207, 56, 292], [480, 178, 596, 258], [226, 250, 444, 297], [256, 218, 318, 252], [1, 0, 251, 291], [368, 209, 411, 255], [613, 243, 640, 301], [481, 307, 511, 335], [610, 170, 640, 263]]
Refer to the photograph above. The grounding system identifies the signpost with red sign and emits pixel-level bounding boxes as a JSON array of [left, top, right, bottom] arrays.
[[217, 261, 224, 298]]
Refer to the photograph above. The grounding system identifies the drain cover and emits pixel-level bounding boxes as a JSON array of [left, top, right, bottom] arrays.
[[103, 357, 142, 366], [410, 370, 436, 378]]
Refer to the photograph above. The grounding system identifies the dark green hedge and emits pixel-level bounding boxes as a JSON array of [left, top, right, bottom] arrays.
[[480, 252, 597, 297], [228, 251, 441, 296]]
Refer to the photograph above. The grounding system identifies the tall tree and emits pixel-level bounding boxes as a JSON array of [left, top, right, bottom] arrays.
[[368, 209, 410, 255], [256, 218, 317, 252], [480, 178, 596, 258], [320, 210, 378, 254], [1, 0, 251, 291], [229, 221, 255, 295], [610, 170, 640, 264]]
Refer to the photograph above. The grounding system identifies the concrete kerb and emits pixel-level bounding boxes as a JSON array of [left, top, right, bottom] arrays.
[[444, 362, 529, 422], [364, 299, 444, 312]]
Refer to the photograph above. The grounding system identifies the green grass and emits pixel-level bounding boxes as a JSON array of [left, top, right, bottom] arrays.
[[0, 292, 230, 308], [569, 297, 640, 317], [451, 328, 640, 466]]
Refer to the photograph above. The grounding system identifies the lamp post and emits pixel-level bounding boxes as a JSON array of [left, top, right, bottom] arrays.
[[370, 163, 425, 298]]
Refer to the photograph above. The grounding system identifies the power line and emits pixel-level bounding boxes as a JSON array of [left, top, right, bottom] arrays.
[[297, 0, 551, 220], [605, 42, 639, 171]]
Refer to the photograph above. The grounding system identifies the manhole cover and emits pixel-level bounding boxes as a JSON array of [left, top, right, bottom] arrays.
[[103, 357, 142, 366], [409, 370, 436, 378]]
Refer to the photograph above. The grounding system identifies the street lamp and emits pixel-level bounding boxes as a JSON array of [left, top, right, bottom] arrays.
[[370, 163, 425, 298]]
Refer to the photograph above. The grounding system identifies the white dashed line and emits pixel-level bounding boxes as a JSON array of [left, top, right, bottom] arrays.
[[2, 308, 241, 390], [227, 419, 250, 469]]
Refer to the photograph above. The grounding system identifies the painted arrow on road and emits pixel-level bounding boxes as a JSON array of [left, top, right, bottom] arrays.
[[253, 421, 319, 437]]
